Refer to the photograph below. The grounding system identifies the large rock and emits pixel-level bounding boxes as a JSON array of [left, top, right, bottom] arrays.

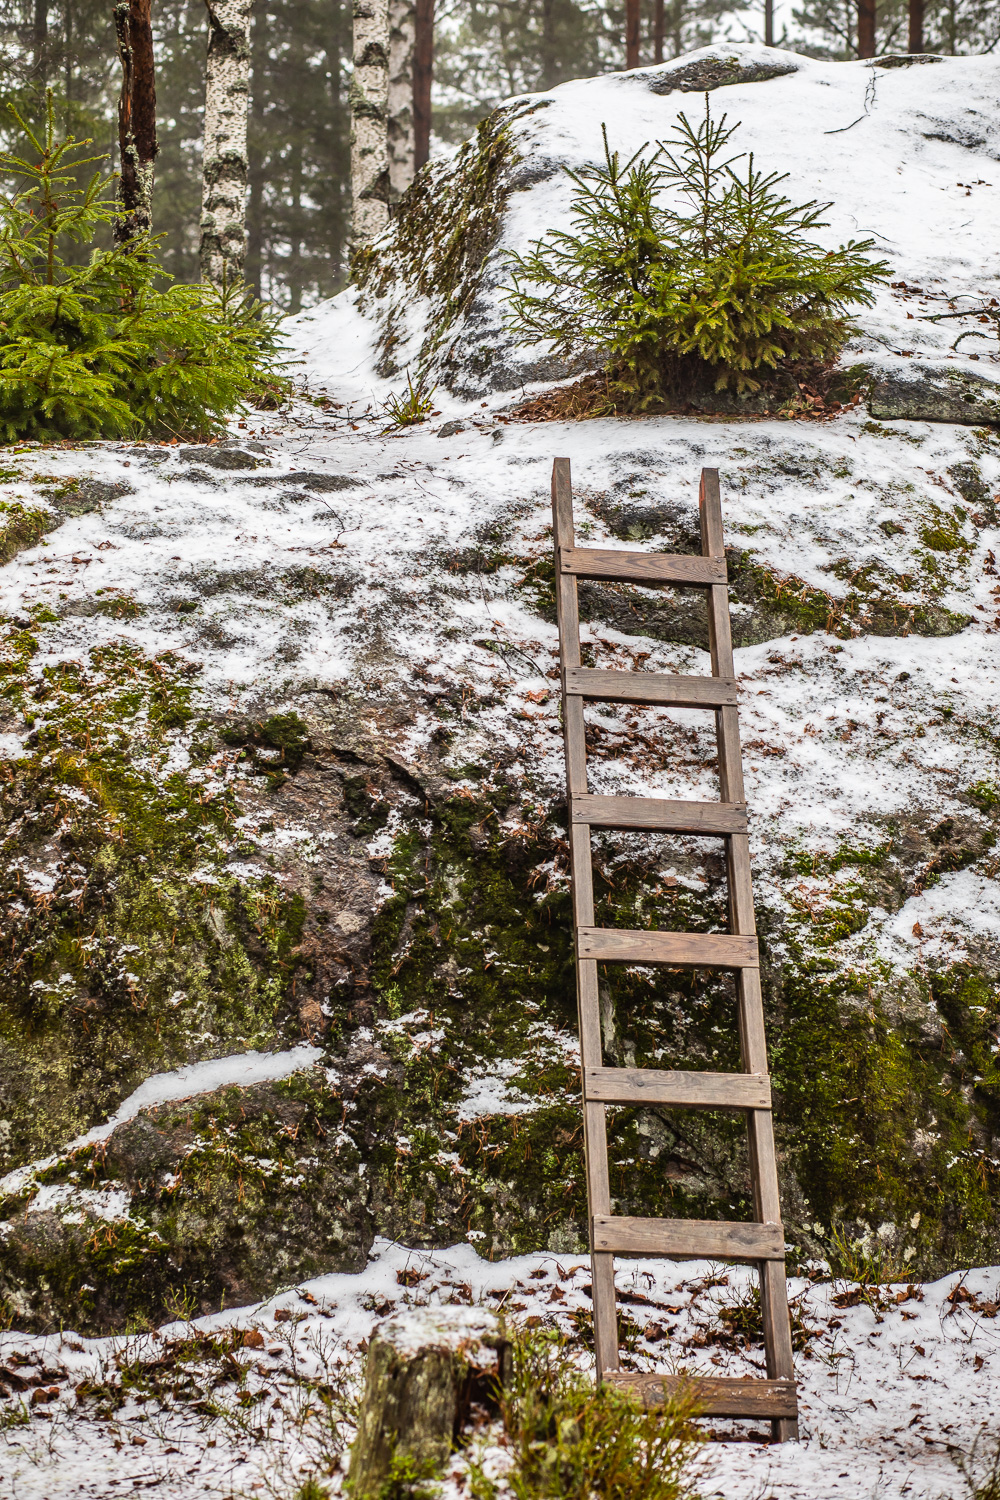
[[867, 361, 1000, 427]]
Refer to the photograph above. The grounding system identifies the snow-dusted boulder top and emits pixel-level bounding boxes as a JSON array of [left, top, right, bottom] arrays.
[[348, 43, 1000, 412], [1, 44, 999, 1338]]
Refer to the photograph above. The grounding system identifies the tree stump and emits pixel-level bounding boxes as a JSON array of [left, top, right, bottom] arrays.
[[348, 1307, 506, 1497]]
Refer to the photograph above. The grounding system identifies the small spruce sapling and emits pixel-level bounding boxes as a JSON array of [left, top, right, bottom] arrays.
[[504, 98, 889, 406], [0, 94, 288, 441]]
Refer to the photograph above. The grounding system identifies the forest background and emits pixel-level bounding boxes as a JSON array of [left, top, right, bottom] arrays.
[[0, 0, 997, 316]]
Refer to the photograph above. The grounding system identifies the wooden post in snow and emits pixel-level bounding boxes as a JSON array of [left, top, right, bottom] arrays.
[[348, 1309, 506, 1499], [113, 0, 158, 247], [351, 0, 390, 244], [200, 0, 252, 286]]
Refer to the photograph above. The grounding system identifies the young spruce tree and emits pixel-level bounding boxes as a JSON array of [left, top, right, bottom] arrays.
[[505, 100, 889, 407], [0, 96, 287, 441]]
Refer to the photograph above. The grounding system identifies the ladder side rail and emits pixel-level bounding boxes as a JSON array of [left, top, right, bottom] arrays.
[[700, 467, 799, 1441], [552, 457, 620, 1378]]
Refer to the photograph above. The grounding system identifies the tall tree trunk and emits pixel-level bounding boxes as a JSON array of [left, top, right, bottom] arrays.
[[113, 0, 158, 247], [625, 0, 639, 67], [351, 0, 390, 244], [413, 0, 433, 171], [653, 0, 664, 61], [670, 0, 681, 56], [764, 0, 774, 46], [288, 133, 303, 312], [200, 0, 252, 286], [387, 0, 414, 199], [33, 0, 48, 88], [64, 0, 72, 102], [246, 0, 267, 298], [540, 0, 556, 87], [857, 0, 876, 56], [327, 0, 350, 283], [907, 0, 923, 50]]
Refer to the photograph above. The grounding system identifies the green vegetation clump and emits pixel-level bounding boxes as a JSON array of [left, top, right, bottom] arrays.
[[472, 1328, 702, 1500], [505, 101, 888, 405], [382, 375, 436, 429], [0, 98, 288, 442]]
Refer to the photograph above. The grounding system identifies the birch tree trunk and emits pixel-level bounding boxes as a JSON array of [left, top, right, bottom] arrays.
[[351, 0, 390, 244], [113, 0, 158, 247], [200, 0, 252, 286], [388, 0, 414, 200]]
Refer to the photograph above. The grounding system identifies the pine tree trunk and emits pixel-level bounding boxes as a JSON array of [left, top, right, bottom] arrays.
[[113, 0, 158, 248], [200, 0, 252, 286], [653, 0, 664, 61], [857, 0, 876, 57], [541, 0, 557, 88], [625, 0, 640, 67], [33, 0, 48, 88], [413, 0, 433, 171], [764, 0, 774, 46], [908, 0, 924, 51], [351, 0, 390, 243]]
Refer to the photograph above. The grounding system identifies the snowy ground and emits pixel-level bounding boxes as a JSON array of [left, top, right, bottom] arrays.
[[2, 1238, 999, 1499], [2, 380, 997, 970]]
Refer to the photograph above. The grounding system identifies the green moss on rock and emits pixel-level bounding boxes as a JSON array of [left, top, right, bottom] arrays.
[[0, 501, 56, 564], [0, 628, 308, 1176]]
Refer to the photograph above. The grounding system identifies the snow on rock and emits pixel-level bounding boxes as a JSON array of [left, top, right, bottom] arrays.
[[299, 44, 1000, 403], [0, 1045, 322, 1202]]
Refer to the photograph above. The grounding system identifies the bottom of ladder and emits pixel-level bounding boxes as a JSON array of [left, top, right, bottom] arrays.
[[604, 1371, 797, 1419]]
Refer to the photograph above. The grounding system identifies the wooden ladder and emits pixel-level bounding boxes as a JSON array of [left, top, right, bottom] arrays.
[[551, 458, 798, 1442]]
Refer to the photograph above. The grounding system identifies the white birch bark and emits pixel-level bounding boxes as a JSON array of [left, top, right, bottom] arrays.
[[388, 0, 415, 200], [351, 0, 390, 244], [200, 0, 252, 286]]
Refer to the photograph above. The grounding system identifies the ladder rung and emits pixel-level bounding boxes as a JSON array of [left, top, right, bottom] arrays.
[[560, 546, 726, 587], [592, 1214, 785, 1260], [606, 1372, 798, 1418], [578, 928, 758, 969], [585, 1066, 771, 1109], [565, 667, 738, 707], [572, 794, 746, 834]]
